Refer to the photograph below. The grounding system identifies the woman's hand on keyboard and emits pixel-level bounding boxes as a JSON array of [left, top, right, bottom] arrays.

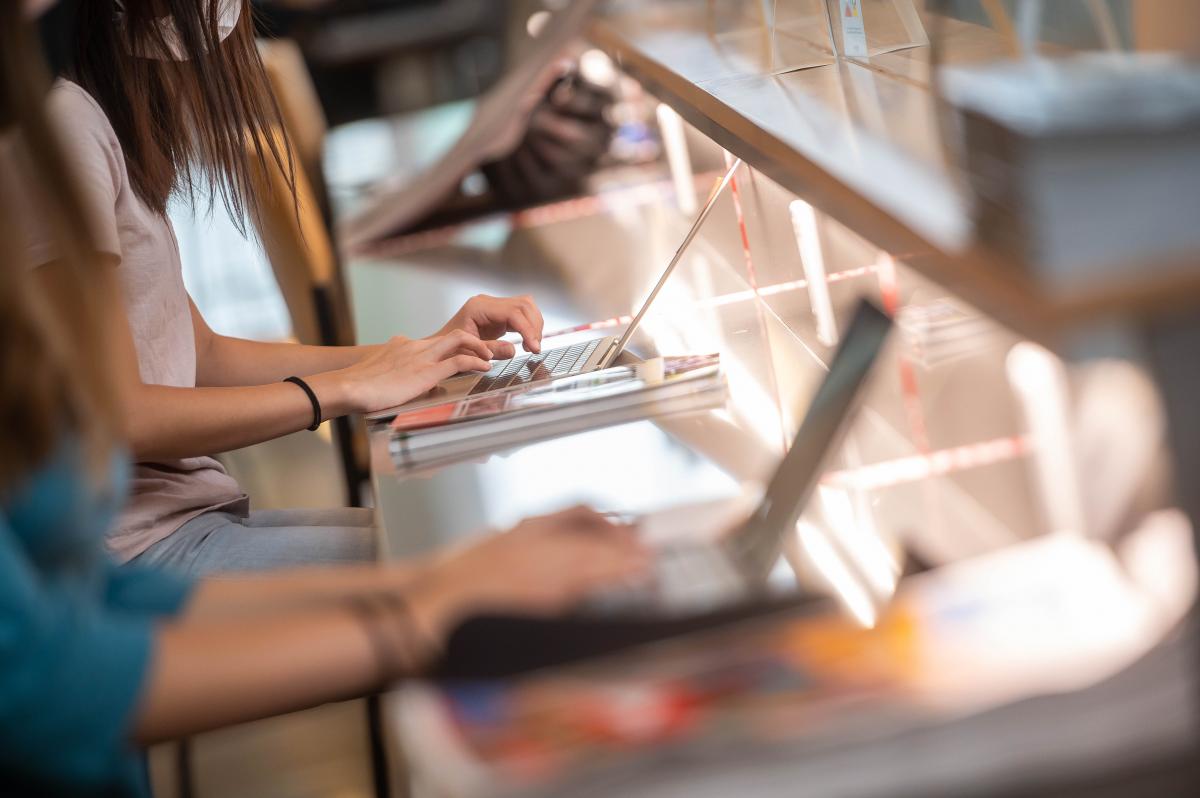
[[321, 332, 493, 413], [413, 506, 649, 633], [436, 294, 545, 357]]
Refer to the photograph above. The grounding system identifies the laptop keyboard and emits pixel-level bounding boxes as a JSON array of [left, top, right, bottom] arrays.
[[655, 546, 747, 606], [468, 338, 602, 396], [581, 544, 747, 615]]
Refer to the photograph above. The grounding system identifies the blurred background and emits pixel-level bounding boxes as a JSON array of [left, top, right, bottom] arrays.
[[162, 1, 1200, 796]]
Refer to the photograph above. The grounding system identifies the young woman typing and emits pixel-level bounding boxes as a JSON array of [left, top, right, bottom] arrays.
[[17, 0, 553, 574], [1, 8, 646, 791]]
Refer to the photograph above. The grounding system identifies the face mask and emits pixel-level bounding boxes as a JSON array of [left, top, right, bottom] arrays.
[[116, 0, 243, 61]]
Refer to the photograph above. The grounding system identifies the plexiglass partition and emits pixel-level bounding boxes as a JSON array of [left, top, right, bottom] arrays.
[[334, 5, 1200, 794], [346, 0, 1198, 630]]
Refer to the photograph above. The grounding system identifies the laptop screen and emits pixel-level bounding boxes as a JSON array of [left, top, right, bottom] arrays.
[[731, 299, 894, 579], [603, 158, 743, 366]]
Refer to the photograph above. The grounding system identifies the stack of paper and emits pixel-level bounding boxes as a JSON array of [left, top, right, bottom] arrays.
[[941, 53, 1200, 292]]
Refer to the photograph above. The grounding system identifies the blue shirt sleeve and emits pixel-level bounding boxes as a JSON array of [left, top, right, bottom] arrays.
[[0, 514, 157, 793], [104, 560, 195, 617]]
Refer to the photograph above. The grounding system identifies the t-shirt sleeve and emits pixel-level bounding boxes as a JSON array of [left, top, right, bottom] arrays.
[[15, 83, 124, 267], [104, 559, 196, 617], [0, 513, 157, 790]]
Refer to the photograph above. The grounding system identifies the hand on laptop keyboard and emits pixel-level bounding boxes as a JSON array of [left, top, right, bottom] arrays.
[[469, 338, 602, 396], [432, 506, 649, 619], [337, 331, 494, 413], [580, 545, 747, 616], [434, 294, 545, 358]]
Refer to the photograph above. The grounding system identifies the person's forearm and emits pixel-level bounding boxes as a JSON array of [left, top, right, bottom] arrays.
[[134, 577, 464, 744], [127, 375, 354, 460], [185, 561, 426, 619], [197, 334, 381, 388], [134, 607, 382, 743]]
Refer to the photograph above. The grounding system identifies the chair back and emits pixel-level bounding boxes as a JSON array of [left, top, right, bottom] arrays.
[[250, 42, 370, 506], [258, 38, 330, 202]]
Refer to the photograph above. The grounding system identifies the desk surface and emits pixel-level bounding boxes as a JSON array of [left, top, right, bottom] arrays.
[[323, 24, 1195, 797]]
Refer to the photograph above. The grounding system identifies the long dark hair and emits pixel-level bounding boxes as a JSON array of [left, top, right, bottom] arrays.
[[69, 0, 294, 229], [1, 1, 121, 490]]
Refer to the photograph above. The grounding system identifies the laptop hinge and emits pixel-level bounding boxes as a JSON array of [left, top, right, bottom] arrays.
[[597, 340, 620, 369]]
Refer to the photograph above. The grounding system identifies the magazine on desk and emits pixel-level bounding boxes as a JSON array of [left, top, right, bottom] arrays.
[[388, 355, 726, 470], [396, 603, 921, 798]]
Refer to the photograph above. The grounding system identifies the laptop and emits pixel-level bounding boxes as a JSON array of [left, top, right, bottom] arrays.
[[433, 299, 894, 678], [365, 158, 743, 421], [340, 0, 602, 248]]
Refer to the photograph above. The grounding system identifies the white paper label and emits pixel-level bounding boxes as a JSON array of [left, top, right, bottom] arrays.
[[839, 0, 869, 57]]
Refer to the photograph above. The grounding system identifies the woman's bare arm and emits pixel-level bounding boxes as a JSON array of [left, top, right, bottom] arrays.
[[133, 566, 462, 744], [189, 299, 380, 387], [190, 291, 547, 389], [134, 603, 392, 743], [37, 261, 545, 461], [132, 507, 647, 744], [32, 261, 493, 459], [126, 380, 351, 459], [182, 561, 425, 619]]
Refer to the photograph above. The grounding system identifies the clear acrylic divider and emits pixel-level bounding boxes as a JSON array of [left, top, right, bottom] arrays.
[[824, 0, 928, 60], [704, 0, 837, 76]]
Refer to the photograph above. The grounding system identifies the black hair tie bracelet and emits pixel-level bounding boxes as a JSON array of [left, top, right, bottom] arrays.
[[283, 376, 322, 431]]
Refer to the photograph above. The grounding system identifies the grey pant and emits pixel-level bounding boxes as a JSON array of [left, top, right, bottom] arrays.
[[132, 506, 378, 577]]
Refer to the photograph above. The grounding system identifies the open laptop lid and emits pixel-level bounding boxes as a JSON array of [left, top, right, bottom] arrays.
[[339, 0, 600, 248], [432, 300, 893, 680], [728, 299, 893, 581], [363, 158, 742, 424], [595, 158, 742, 369]]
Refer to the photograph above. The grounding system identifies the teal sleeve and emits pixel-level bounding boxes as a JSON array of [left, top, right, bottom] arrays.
[[105, 560, 195, 617], [0, 515, 157, 793]]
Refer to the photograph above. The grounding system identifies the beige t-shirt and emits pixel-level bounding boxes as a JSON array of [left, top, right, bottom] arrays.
[[17, 81, 246, 562]]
